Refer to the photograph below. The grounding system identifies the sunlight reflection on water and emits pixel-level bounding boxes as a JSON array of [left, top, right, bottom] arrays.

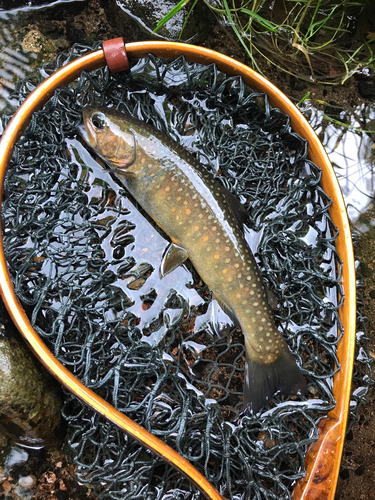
[[301, 102, 375, 222], [0, 16, 36, 111]]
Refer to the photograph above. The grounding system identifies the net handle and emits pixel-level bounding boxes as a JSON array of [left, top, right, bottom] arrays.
[[0, 40, 356, 500]]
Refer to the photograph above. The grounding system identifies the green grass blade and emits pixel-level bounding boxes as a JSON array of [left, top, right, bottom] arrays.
[[297, 92, 310, 105], [306, 5, 338, 40], [222, 0, 261, 72], [179, 0, 199, 39], [240, 8, 280, 33], [323, 114, 375, 134], [153, 0, 192, 32], [306, 0, 321, 38]]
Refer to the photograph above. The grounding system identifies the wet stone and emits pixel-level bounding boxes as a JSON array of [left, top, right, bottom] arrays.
[[324, 101, 347, 122], [289, 75, 308, 92], [339, 468, 350, 480], [21, 28, 58, 65], [0, 310, 62, 446], [358, 77, 375, 99], [22, 29, 49, 53], [104, 0, 216, 43]]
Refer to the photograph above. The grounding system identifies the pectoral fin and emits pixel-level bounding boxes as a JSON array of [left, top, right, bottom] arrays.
[[160, 243, 189, 278]]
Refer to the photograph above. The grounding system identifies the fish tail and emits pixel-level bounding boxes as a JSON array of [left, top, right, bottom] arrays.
[[243, 345, 307, 414]]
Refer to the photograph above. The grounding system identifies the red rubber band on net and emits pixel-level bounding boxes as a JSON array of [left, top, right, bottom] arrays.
[[103, 38, 129, 73]]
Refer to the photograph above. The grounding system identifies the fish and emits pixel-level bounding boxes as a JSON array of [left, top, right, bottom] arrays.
[[79, 105, 307, 414]]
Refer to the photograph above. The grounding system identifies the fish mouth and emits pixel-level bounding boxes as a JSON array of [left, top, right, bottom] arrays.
[[77, 106, 99, 148]]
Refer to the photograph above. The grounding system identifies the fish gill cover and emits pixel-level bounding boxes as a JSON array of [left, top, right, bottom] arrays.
[[0, 42, 363, 499]]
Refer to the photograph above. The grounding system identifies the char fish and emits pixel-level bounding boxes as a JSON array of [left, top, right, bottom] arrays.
[[79, 106, 307, 413]]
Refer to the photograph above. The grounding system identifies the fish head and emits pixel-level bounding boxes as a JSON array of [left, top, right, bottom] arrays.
[[80, 106, 137, 172]]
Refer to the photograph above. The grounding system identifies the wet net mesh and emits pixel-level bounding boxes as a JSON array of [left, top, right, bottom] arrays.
[[0, 42, 370, 499]]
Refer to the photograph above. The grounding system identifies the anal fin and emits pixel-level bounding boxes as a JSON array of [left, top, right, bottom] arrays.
[[210, 296, 236, 337]]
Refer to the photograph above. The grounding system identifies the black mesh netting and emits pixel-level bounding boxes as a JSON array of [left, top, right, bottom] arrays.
[[0, 42, 372, 500]]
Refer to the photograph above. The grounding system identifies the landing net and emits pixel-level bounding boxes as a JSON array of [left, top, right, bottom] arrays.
[[0, 43, 370, 499]]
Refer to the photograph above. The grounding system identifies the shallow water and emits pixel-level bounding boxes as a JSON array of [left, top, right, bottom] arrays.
[[300, 100, 375, 222]]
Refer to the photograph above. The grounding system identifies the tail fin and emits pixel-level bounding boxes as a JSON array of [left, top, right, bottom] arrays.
[[243, 345, 307, 415]]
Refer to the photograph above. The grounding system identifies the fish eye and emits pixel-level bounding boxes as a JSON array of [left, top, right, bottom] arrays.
[[91, 112, 107, 130]]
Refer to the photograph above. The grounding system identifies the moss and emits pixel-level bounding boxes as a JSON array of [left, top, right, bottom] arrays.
[[0, 333, 62, 445]]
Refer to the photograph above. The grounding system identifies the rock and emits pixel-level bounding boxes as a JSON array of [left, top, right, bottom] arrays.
[[104, 0, 216, 43], [65, 0, 114, 45], [0, 0, 80, 9], [0, 466, 6, 482], [358, 78, 375, 99], [0, 432, 7, 448], [18, 474, 37, 489], [324, 100, 347, 122], [0, 302, 62, 446], [22, 28, 57, 55], [22, 29, 46, 53], [289, 75, 308, 91]]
